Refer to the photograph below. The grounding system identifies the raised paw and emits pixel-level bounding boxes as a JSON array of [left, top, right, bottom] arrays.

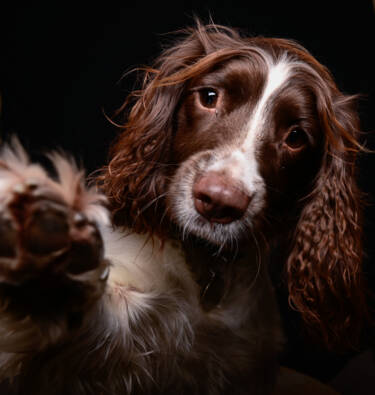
[[0, 140, 109, 289]]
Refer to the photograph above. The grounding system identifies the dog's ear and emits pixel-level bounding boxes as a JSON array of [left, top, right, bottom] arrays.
[[100, 77, 182, 234], [286, 90, 369, 348]]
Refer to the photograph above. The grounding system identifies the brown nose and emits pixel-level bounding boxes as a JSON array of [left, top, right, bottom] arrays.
[[193, 173, 251, 224]]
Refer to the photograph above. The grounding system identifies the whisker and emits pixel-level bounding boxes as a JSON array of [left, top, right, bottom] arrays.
[[159, 206, 170, 227], [248, 226, 262, 291], [132, 192, 168, 227]]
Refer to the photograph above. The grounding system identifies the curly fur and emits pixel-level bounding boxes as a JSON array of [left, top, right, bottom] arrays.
[[0, 22, 370, 395]]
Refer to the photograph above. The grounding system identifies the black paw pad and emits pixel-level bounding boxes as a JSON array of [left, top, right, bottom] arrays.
[[23, 201, 70, 255]]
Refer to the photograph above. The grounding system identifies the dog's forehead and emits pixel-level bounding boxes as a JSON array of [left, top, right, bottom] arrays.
[[194, 56, 266, 82], [201, 54, 295, 142], [242, 57, 292, 149], [189, 49, 315, 115], [176, 46, 323, 161], [192, 41, 321, 91], [189, 55, 268, 101]]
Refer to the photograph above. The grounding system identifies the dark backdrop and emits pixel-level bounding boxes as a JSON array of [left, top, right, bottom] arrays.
[[1, 1, 375, 390]]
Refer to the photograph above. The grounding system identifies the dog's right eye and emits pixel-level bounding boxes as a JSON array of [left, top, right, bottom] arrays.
[[284, 128, 309, 151], [198, 88, 219, 109]]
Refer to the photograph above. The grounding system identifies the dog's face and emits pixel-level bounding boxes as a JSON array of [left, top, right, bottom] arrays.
[[167, 54, 324, 244]]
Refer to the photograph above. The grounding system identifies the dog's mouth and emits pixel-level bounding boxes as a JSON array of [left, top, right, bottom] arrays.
[[172, 210, 251, 246]]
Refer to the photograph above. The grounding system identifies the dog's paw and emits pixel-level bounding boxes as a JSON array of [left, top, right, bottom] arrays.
[[0, 140, 109, 304], [0, 181, 105, 284]]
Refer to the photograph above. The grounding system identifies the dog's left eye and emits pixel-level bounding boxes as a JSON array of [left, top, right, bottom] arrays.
[[198, 88, 219, 109], [284, 128, 308, 150]]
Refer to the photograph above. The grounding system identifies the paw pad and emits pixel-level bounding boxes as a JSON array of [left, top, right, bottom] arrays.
[[23, 200, 70, 255]]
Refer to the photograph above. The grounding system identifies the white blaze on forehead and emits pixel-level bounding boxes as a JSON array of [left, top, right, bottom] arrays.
[[243, 57, 291, 150], [205, 57, 292, 198]]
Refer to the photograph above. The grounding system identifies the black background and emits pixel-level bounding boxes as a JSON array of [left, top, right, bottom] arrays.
[[1, 1, 375, 392]]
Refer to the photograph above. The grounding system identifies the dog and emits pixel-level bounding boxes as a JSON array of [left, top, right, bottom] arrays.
[[0, 23, 369, 394]]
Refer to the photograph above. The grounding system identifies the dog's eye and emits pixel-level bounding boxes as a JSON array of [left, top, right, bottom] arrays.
[[284, 128, 308, 150], [198, 88, 218, 109]]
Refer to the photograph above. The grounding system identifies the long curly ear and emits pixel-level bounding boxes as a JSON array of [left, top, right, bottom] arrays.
[[286, 92, 369, 348], [98, 75, 182, 234]]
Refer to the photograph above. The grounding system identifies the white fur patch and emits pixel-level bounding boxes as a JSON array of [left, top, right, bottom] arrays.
[[243, 57, 291, 149], [103, 226, 197, 297], [207, 58, 291, 194]]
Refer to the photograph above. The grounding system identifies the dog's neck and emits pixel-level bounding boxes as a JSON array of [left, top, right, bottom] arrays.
[[181, 237, 266, 311]]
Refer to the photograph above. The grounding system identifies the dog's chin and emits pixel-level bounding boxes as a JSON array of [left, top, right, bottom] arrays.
[[173, 212, 253, 248]]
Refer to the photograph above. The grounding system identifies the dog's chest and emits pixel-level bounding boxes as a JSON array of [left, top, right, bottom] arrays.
[[184, 245, 253, 312]]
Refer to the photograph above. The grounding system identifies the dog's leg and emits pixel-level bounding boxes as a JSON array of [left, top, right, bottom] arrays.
[[0, 140, 111, 387]]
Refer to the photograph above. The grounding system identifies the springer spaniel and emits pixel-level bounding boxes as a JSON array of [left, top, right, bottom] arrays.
[[0, 23, 369, 394]]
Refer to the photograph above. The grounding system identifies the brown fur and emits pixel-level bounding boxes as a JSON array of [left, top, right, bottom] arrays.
[[0, 22, 370, 395]]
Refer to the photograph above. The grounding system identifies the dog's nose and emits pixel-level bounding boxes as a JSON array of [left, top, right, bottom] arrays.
[[193, 173, 251, 224]]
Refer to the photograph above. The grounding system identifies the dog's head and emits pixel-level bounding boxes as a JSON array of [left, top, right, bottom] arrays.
[[99, 24, 367, 347]]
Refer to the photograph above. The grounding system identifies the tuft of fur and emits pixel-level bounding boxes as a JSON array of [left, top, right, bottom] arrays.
[[0, 137, 108, 225]]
